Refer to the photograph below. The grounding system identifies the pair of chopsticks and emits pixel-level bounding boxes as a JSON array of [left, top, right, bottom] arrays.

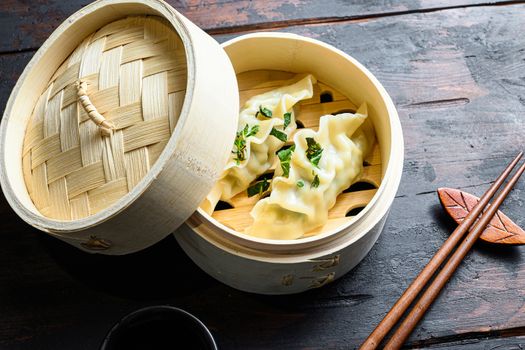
[[360, 151, 525, 350]]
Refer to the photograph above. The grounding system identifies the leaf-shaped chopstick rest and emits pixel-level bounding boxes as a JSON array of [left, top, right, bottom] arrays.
[[438, 187, 525, 245]]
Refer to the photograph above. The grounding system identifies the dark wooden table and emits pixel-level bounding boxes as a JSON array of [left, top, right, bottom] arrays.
[[1, 1, 525, 349]]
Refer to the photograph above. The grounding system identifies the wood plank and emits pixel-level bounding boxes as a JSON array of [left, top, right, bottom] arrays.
[[0, 1, 521, 52], [0, 3, 524, 350], [407, 332, 525, 349]]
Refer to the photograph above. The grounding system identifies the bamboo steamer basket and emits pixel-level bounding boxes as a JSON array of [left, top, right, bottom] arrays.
[[0, 0, 239, 254], [0, 1, 403, 295], [174, 33, 404, 294]]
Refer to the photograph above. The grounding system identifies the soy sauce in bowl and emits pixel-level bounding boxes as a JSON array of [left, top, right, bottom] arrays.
[[101, 306, 217, 350]]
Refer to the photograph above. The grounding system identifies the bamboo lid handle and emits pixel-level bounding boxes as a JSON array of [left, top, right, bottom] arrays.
[[76, 81, 115, 136]]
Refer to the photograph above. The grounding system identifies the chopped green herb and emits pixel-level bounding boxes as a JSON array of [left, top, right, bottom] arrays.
[[247, 178, 270, 197], [256, 105, 272, 118], [283, 112, 292, 129], [277, 145, 295, 161], [245, 124, 259, 138], [305, 137, 323, 168], [277, 145, 295, 178], [269, 128, 287, 142], [296, 180, 304, 188], [255, 172, 274, 182], [311, 174, 320, 188], [233, 124, 259, 164]]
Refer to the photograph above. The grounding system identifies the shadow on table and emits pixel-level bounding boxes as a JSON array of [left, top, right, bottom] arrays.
[[40, 233, 216, 300], [40, 227, 357, 347]]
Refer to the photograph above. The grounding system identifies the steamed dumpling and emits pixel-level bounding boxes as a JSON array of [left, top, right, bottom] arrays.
[[246, 104, 374, 239], [202, 74, 317, 214]]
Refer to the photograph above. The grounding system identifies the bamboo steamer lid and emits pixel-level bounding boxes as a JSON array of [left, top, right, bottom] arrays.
[[0, 0, 239, 254], [24, 16, 187, 221]]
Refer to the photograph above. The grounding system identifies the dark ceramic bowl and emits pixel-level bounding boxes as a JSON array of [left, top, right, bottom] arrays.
[[100, 306, 217, 350]]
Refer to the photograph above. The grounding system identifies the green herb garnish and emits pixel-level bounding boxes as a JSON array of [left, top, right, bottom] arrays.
[[269, 128, 287, 142], [305, 137, 323, 168], [247, 178, 270, 197], [247, 125, 259, 137], [256, 106, 272, 118], [283, 112, 292, 129], [277, 145, 295, 178], [296, 180, 304, 188], [311, 174, 320, 188], [233, 124, 259, 164]]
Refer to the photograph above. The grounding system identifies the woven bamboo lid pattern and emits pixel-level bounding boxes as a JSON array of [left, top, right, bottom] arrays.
[[21, 16, 187, 220]]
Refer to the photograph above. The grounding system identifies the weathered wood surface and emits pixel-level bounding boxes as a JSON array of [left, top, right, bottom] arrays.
[[1, 1, 525, 349], [0, 0, 522, 52]]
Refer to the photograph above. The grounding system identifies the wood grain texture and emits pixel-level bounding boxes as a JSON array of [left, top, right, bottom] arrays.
[[0, 2, 525, 350], [0, 0, 523, 52]]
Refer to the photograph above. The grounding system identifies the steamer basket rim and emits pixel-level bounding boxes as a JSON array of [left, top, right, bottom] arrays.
[[193, 32, 404, 249]]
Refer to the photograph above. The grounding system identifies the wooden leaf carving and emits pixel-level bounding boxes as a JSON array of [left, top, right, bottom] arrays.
[[438, 187, 525, 245]]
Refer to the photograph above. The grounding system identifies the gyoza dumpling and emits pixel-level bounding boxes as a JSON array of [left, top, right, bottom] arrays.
[[246, 104, 374, 239], [202, 74, 317, 214]]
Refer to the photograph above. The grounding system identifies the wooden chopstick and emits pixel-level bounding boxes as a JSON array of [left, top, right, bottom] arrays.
[[359, 152, 524, 350], [384, 158, 525, 349]]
